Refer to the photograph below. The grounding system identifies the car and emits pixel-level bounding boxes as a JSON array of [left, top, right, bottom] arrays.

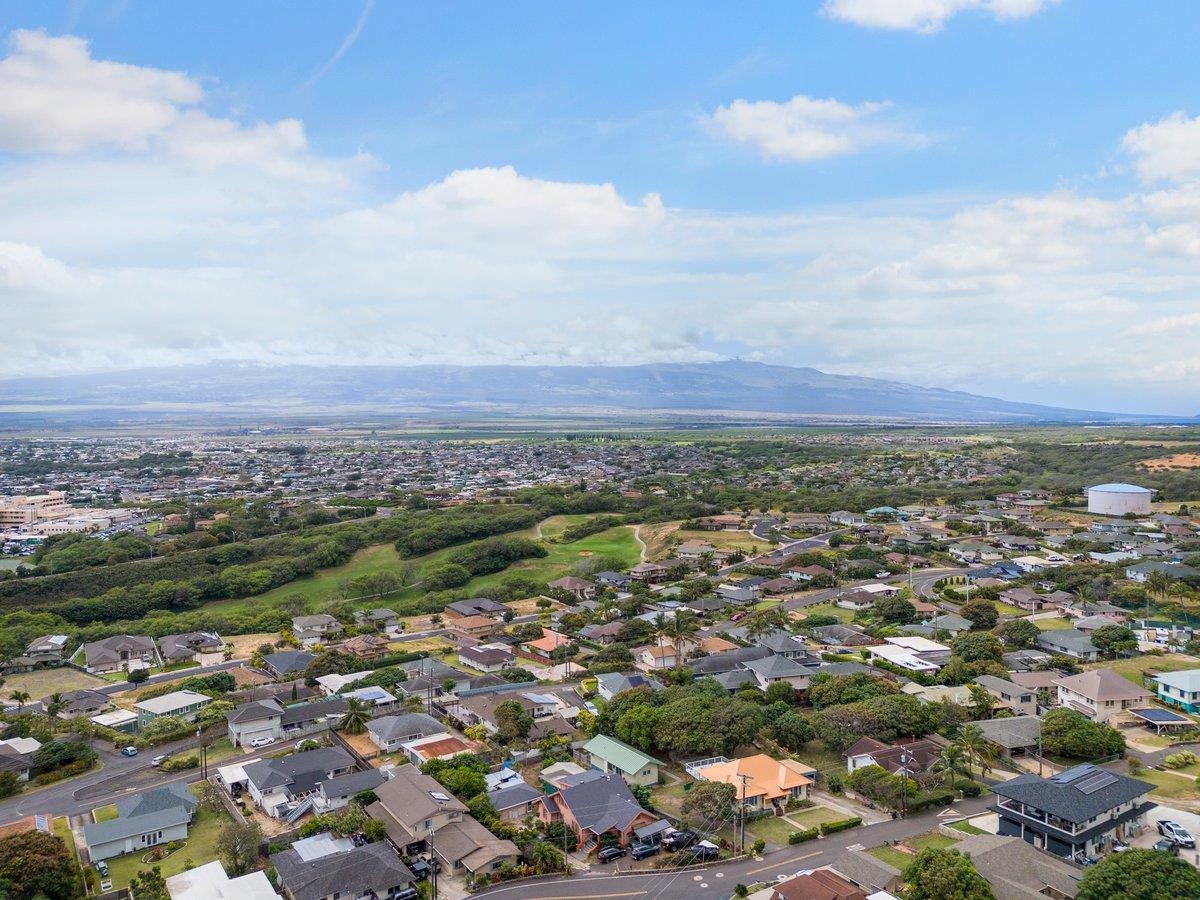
[[249, 736, 274, 748], [730, 612, 748, 622], [1111, 841, 1131, 853], [630, 842, 660, 861], [120, 746, 138, 757], [875, 571, 891, 579], [597, 847, 627, 863], [685, 842, 720, 862], [405, 858, 432, 880], [394, 889, 418, 900], [1158, 820, 1196, 848], [95, 860, 109, 877], [662, 830, 697, 851], [1153, 838, 1181, 855], [151, 755, 167, 767]]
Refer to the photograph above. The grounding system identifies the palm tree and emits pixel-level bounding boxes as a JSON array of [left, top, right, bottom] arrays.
[[1145, 569, 1173, 618], [932, 744, 970, 787], [668, 610, 701, 663], [954, 723, 994, 779], [45, 692, 65, 718], [8, 691, 30, 712], [743, 607, 788, 643], [652, 612, 672, 662], [968, 683, 996, 720], [596, 596, 619, 622], [338, 698, 371, 735]]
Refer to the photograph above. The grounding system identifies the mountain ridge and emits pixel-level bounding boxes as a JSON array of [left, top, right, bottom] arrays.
[[0, 360, 1179, 424]]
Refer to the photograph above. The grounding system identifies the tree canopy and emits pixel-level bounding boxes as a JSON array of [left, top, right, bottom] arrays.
[[1077, 848, 1200, 900]]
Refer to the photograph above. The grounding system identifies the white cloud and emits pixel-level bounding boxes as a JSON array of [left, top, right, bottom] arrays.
[[706, 94, 923, 162], [1123, 112, 1200, 184], [0, 30, 354, 184], [821, 0, 1058, 35], [0, 29, 201, 153]]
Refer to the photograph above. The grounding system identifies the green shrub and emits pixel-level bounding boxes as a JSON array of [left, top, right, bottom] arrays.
[[788, 827, 819, 844], [1164, 751, 1198, 770], [819, 817, 862, 835]]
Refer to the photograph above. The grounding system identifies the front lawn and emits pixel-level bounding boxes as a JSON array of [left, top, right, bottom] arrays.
[[747, 815, 800, 847], [92, 805, 118, 823], [798, 602, 857, 624], [868, 831, 956, 870], [103, 787, 230, 890], [1034, 616, 1075, 630], [786, 805, 845, 829]]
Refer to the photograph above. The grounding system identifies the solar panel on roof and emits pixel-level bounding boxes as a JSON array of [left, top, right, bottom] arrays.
[[1051, 763, 1095, 784], [1076, 772, 1119, 794], [1130, 707, 1191, 723]]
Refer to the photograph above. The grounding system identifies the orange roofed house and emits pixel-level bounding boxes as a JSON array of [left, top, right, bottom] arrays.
[[520, 628, 574, 663], [692, 754, 814, 815]]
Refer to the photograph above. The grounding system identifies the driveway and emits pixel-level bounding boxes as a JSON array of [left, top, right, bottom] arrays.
[[1133, 802, 1200, 869]]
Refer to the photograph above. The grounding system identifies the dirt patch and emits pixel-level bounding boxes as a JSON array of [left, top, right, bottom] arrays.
[[223, 632, 281, 659], [1141, 453, 1200, 471], [339, 730, 381, 759], [2, 667, 105, 698]]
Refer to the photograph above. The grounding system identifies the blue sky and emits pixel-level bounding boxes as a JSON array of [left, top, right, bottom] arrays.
[[1, 1, 1199, 414]]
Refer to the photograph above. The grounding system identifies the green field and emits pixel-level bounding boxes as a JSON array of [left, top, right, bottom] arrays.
[[798, 602, 857, 624], [1083, 653, 1200, 686], [456, 525, 641, 596], [1034, 616, 1075, 631], [1131, 768, 1200, 802], [868, 831, 956, 870]]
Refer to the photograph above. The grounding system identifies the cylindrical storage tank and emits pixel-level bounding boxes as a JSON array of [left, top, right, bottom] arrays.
[[1086, 483, 1155, 516]]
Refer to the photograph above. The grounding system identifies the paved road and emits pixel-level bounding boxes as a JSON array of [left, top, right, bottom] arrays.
[[908, 568, 968, 599], [94, 658, 246, 695], [475, 797, 993, 900]]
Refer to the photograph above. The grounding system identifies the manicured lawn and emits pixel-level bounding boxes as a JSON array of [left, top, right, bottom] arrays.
[[1035, 616, 1075, 630], [786, 805, 844, 828], [1134, 768, 1200, 801], [868, 831, 956, 870], [948, 819, 986, 835], [1084, 653, 1200, 687], [747, 815, 802, 847], [993, 602, 1028, 617], [536, 514, 599, 539], [93, 804, 119, 823], [456, 526, 641, 596], [104, 788, 230, 890], [798, 602, 857, 624]]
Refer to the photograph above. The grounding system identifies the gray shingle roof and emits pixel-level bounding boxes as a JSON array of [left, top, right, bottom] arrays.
[[368, 712, 442, 742], [991, 766, 1153, 824], [552, 773, 650, 834], [243, 746, 354, 795], [271, 840, 413, 900]]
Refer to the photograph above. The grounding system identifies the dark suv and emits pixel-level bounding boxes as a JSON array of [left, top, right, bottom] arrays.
[[686, 843, 720, 862], [597, 846, 627, 863], [662, 830, 697, 851], [630, 841, 660, 860]]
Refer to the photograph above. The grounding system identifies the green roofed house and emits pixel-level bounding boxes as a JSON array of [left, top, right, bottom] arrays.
[[582, 734, 661, 787]]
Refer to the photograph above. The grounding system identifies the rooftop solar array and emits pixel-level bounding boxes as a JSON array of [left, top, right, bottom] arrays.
[[1076, 771, 1119, 794], [1129, 707, 1192, 724]]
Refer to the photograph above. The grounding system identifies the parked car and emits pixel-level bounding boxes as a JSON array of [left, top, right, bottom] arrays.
[[630, 842, 660, 860], [95, 860, 109, 877], [406, 858, 432, 880], [662, 830, 697, 851], [686, 842, 720, 862], [597, 846, 627, 863], [1158, 820, 1196, 848], [151, 755, 167, 767], [249, 736, 274, 748], [120, 746, 138, 757], [1153, 838, 1181, 855], [1111, 841, 1130, 853], [394, 889, 418, 900], [875, 571, 891, 579]]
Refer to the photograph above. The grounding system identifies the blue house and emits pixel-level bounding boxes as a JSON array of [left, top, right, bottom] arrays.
[[1154, 669, 1200, 714]]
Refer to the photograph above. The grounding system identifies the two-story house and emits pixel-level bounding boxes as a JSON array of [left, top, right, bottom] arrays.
[[241, 747, 357, 818], [990, 765, 1155, 859], [1154, 669, 1200, 713], [291, 614, 344, 648], [973, 675, 1038, 717], [582, 734, 661, 787], [1054, 669, 1151, 723]]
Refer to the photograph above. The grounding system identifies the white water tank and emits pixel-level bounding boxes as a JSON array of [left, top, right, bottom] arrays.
[[1086, 483, 1155, 516]]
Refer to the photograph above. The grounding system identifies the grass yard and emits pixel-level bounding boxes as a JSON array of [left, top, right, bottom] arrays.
[[2, 667, 106, 697], [1133, 768, 1200, 802], [104, 787, 230, 890], [948, 819, 986, 835], [796, 602, 857, 624], [868, 831, 956, 870], [785, 805, 845, 829], [747, 815, 802, 847], [993, 602, 1028, 617], [93, 804, 119, 823], [536, 514, 600, 540], [640, 522, 768, 559], [1084, 653, 1200, 687], [1035, 616, 1076, 631]]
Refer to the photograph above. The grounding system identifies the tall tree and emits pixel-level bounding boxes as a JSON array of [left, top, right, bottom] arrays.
[[1077, 847, 1200, 900], [902, 847, 996, 900], [216, 820, 263, 876], [338, 698, 371, 735]]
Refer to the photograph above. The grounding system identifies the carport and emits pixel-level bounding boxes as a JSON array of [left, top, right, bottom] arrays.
[[1127, 707, 1194, 735]]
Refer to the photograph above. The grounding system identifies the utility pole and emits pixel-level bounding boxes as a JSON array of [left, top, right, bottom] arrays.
[[899, 750, 911, 819], [736, 773, 750, 854]]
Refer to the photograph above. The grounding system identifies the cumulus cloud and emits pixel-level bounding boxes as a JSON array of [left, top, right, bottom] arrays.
[[821, 0, 1058, 35], [1123, 112, 1200, 184], [706, 94, 924, 162], [0, 30, 351, 184]]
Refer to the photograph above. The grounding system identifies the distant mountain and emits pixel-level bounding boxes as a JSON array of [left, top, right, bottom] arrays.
[[0, 361, 1171, 424]]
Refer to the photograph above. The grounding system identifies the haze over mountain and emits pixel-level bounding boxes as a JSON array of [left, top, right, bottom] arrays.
[[0, 361, 1178, 425]]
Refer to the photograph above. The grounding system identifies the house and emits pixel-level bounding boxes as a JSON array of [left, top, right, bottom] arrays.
[[689, 645, 772, 676], [595, 672, 663, 701], [1133, 619, 1193, 650], [535, 771, 658, 849], [1153, 669, 1200, 713], [1125, 560, 1200, 583], [914, 613, 972, 637], [971, 716, 1043, 757], [313, 768, 387, 814], [262, 650, 317, 679], [401, 733, 476, 766], [900, 683, 973, 706], [869, 636, 950, 673], [768, 869, 874, 900], [447, 615, 503, 643], [367, 764, 520, 877], [829, 511, 865, 526], [991, 764, 1155, 859], [164, 859, 277, 900], [629, 561, 670, 583], [826, 850, 903, 897], [354, 608, 400, 632], [444, 597, 508, 620], [1036, 630, 1099, 662], [270, 834, 414, 900], [55, 689, 111, 719], [595, 571, 632, 590], [749, 630, 815, 660], [1072, 614, 1125, 633], [81, 634, 157, 674], [158, 632, 225, 665], [135, 689, 213, 728], [950, 834, 1083, 900], [5, 634, 69, 672], [225, 696, 349, 747], [973, 675, 1038, 717], [743, 654, 816, 691], [1062, 598, 1127, 620], [83, 784, 197, 861], [582, 734, 661, 786], [999, 588, 1072, 612], [454, 692, 549, 735], [1054, 669, 1151, 722], [291, 614, 343, 648], [634, 644, 677, 671], [845, 737, 940, 775], [488, 781, 543, 824], [242, 747, 357, 817], [367, 712, 443, 753], [676, 539, 718, 561], [810, 624, 875, 649], [0, 740, 36, 782], [1002, 649, 1053, 673], [342, 685, 398, 709], [337, 634, 392, 660], [548, 576, 597, 601], [692, 754, 812, 814], [521, 628, 573, 663], [457, 643, 513, 672]]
